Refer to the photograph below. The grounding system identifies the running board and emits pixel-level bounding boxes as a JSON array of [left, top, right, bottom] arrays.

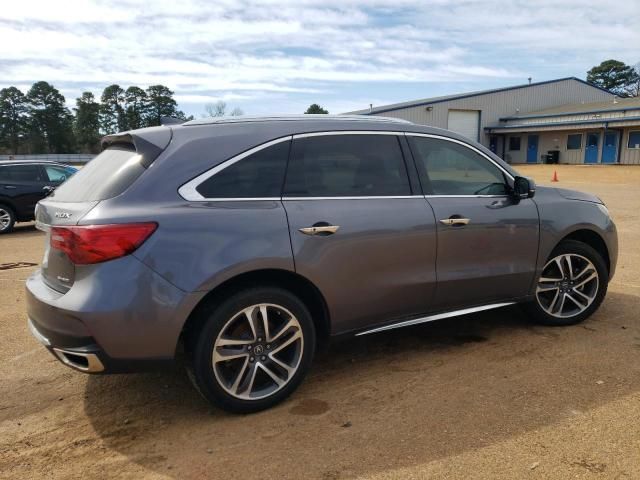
[[355, 302, 516, 336]]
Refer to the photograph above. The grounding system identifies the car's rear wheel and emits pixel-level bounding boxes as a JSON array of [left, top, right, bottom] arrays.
[[188, 287, 315, 413], [524, 240, 608, 326], [0, 205, 15, 234]]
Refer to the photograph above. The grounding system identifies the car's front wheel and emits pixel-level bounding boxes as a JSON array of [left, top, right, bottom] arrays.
[[524, 239, 608, 326], [189, 287, 316, 413]]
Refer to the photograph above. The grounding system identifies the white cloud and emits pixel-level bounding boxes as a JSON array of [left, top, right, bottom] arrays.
[[0, 0, 638, 115]]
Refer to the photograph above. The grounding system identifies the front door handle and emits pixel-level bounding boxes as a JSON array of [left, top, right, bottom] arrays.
[[299, 224, 340, 236], [440, 217, 470, 226], [3, 185, 16, 189]]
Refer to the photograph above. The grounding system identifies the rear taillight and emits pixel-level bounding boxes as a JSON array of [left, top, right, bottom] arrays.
[[50, 223, 157, 265]]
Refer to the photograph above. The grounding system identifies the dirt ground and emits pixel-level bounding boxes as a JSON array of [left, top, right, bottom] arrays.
[[1, 164, 640, 479]]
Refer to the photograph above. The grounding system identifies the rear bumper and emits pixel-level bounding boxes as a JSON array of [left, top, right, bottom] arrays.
[[25, 257, 204, 372], [28, 316, 174, 373], [27, 316, 103, 372]]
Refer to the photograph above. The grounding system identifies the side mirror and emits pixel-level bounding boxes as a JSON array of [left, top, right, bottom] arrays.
[[513, 176, 535, 199]]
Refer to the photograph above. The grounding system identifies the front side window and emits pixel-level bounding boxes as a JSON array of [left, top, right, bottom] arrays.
[[508, 136, 521, 151], [567, 134, 582, 150], [629, 131, 640, 149], [284, 134, 410, 197], [196, 140, 290, 198], [409, 136, 509, 196], [3, 164, 43, 182]]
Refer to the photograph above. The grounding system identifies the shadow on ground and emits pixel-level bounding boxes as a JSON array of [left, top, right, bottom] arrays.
[[84, 291, 640, 479], [7, 223, 40, 236]]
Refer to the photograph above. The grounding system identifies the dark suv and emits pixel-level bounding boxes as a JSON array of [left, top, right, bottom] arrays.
[[0, 161, 77, 233], [26, 116, 617, 413]]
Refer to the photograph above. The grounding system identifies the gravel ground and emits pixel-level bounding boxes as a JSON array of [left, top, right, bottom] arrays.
[[1, 164, 639, 479]]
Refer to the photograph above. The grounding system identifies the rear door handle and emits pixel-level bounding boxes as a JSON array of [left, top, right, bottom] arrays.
[[440, 217, 470, 226], [43, 186, 55, 191], [3, 185, 16, 189], [299, 225, 340, 235]]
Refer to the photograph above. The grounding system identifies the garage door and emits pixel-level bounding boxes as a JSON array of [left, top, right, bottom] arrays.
[[447, 110, 480, 142]]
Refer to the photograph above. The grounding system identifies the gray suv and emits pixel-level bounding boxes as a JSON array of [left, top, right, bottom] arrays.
[[27, 115, 617, 413]]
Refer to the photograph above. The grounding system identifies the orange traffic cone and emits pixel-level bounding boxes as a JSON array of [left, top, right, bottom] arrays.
[[551, 170, 559, 182]]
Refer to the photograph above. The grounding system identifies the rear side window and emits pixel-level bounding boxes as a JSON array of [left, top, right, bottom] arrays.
[[50, 146, 144, 202], [195, 140, 290, 198], [284, 134, 410, 197], [410, 136, 508, 196], [44, 165, 74, 182], [0, 164, 43, 182]]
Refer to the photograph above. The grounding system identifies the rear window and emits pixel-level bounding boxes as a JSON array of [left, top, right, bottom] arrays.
[[50, 146, 144, 202]]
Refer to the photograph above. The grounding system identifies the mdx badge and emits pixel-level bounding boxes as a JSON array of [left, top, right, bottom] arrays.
[[55, 212, 72, 219]]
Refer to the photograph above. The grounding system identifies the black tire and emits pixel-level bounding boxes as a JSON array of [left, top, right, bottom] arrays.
[[0, 204, 16, 234], [188, 287, 316, 413], [523, 239, 608, 326]]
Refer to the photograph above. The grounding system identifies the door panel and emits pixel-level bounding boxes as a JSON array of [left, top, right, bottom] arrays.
[[284, 198, 437, 333], [283, 133, 437, 334], [407, 134, 540, 310], [427, 196, 539, 309], [526, 135, 539, 163], [601, 131, 619, 164], [585, 133, 600, 163], [0, 164, 48, 218]]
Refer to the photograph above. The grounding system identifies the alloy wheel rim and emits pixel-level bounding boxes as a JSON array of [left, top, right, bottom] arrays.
[[212, 303, 304, 400], [536, 253, 599, 318], [0, 209, 10, 230]]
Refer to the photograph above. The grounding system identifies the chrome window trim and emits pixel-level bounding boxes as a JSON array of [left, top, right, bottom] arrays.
[[178, 135, 292, 201], [405, 132, 515, 182], [180, 131, 410, 202], [179, 130, 515, 202]]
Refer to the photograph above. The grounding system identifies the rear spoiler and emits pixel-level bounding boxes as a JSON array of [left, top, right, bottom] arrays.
[[101, 126, 173, 168]]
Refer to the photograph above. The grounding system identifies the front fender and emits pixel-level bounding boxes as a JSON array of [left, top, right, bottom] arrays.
[[533, 187, 617, 291]]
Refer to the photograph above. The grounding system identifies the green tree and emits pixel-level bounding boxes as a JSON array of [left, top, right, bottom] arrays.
[[124, 86, 148, 130], [587, 59, 639, 97], [304, 103, 329, 114], [100, 84, 127, 134], [0, 87, 29, 154], [27, 81, 75, 154], [145, 85, 185, 126], [74, 92, 101, 153]]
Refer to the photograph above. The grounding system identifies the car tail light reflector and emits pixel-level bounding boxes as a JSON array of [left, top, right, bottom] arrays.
[[50, 223, 157, 265]]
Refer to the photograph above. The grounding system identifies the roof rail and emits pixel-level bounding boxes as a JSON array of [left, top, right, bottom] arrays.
[[183, 114, 413, 126], [160, 117, 186, 126]]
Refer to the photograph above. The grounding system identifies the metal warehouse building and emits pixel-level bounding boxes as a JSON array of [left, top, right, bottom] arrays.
[[349, 77, 640, 165]]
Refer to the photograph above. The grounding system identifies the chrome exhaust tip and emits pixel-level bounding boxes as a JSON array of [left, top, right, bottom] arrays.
[[53, 348, 105, 373]]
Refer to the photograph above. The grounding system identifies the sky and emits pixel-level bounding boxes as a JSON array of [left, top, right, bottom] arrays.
[[0, 0, 639, 117]]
